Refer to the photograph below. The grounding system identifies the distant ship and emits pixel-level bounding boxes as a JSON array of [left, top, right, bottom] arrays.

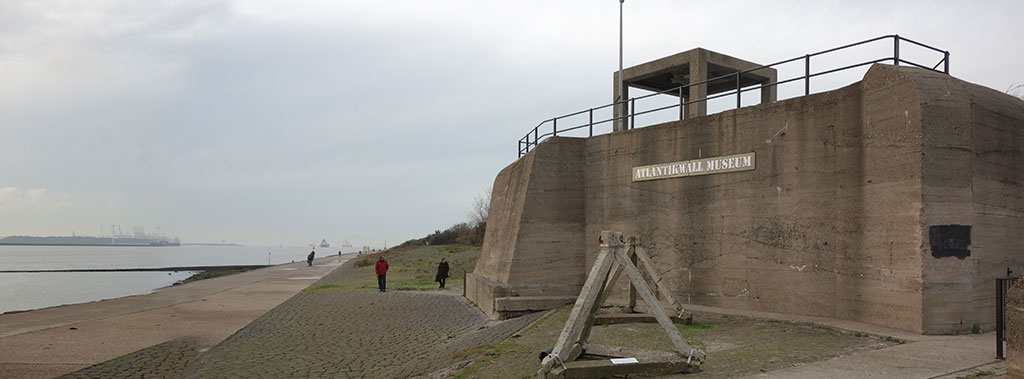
[[320, 239, 330, 248]]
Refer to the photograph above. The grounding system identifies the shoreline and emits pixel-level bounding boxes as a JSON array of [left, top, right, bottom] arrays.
[[0, 254, 359, 315], [0, 264, 269, 273], [0, 255, 349, 378], [0, 243, 172, 247]]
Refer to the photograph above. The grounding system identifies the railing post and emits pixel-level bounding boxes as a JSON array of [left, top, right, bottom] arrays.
[[804, 54, 811, 96], [893, 34, 900, 66], [998, 278, 1005, 359], [679, 86, 684, 120], [629, 98, 635, 130], [534, 128, 538, 148], [589, 108, 594, 137], [553, 118, 557, 137], [736, 72, 742, 108], [944, 51, 950, 74]]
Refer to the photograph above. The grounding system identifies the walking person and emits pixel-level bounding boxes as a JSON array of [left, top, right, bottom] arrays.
[[435, 258, 450, 289], [307, 249, 315, 266], [375, 256, 389, 292]]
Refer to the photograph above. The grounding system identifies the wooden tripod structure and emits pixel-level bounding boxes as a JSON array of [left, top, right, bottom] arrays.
[[537, 231, 705, 378]]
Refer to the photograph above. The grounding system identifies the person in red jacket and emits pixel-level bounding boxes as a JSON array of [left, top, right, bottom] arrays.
[[375, 256, 390, 292]]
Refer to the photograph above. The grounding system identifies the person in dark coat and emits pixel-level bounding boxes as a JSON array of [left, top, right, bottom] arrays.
[[435, 258, 450, 289], [307, 250, 315, 266], [375, 256, 389, 292]]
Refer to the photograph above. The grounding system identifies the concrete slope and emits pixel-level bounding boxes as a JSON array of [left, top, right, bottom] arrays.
[[0, 256, 348, 379]]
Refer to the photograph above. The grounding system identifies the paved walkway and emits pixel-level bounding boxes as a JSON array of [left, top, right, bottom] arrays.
[[55, 255, 544, 378], [741, 335, 999, 379], [668, 304, 1004, 379], [0, 255, 348, 379]]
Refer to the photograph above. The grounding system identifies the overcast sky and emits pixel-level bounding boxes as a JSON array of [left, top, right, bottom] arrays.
[[1, 0, 1021, 247]]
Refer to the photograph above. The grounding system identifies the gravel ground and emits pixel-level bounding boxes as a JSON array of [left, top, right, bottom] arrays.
[[455, 306, 903, 378]]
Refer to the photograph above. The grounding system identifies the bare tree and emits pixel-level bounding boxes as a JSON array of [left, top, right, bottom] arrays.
[[469, 188, 492, 226], [1007, 83, 1024, 100]]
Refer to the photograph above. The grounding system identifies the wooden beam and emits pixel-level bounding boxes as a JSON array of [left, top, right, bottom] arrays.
[[627, 242, 638, 312], [541, 231, 623, 374], [580, 344, 678, 361], [593, 313, 688, 325], [634, 246, 687, 316], [614, 248, 705, 363], [561, 357, 699, 378], [580, 260, 624, 344]]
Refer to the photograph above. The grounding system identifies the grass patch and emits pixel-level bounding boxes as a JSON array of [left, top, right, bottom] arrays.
[[304, 283, 343, 292], [314, 245, 482, 293], [454, 340, 522, 378], [962, 370, 995, 379], [353, 256, 375, 268], [452, 306, 902, 378], [682, 321, 714, 330], [180, 267, 260, 284], [884, 336, 906, 344]]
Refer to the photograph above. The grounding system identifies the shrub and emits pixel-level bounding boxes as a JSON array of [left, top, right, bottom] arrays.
[[353, 256, 375, 268]]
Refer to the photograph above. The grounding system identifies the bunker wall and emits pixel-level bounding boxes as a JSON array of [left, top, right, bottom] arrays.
[[919, 69, 1024, 333], [468, 64, 1024, 333], [584, 65, 925, 332]]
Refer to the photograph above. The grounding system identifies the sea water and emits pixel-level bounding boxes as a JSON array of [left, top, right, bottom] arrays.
[[0, 245, 319, 314]]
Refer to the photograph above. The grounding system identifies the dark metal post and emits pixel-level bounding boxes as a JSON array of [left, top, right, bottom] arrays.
[[629, 98, 635, 130], [589, 108, 594, 137], [804, 55, 811, 96], [944, 51, 950, 74], [553, 118, 557, 137], [894, 35, 900, 66], [997, 276, 1019, 359], [998, 278, 1006, 359], [679, 86, 684, 120], [736, 72, 742, 108], [534, 128, 538, 147], [617, 0, 626, 132]]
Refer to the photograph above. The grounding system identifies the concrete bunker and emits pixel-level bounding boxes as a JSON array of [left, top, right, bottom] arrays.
[[614, 47, 777, 122], [469, 42, 1024, 335]]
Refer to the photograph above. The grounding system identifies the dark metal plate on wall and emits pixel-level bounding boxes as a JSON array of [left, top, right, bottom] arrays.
[[929, 225, 971, 259]]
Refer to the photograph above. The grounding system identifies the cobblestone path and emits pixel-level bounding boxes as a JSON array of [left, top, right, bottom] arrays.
[[64, 260, 542, 378], [61, 338, 202, 379], [183, 291, 538, 378]]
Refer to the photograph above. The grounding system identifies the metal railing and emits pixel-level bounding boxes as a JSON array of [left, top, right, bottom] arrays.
[[518, 34, 950, 158]]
